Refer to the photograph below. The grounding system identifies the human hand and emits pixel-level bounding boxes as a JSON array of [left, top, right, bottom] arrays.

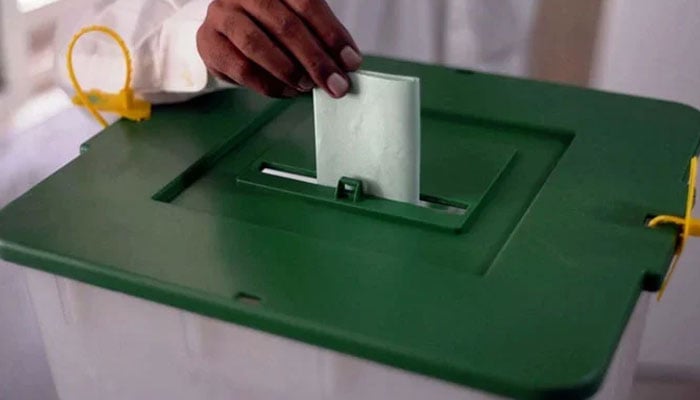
[[196, 0, 362, 98]]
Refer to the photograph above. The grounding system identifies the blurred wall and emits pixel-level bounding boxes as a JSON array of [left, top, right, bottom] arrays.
[[0, 0, 28, 122]]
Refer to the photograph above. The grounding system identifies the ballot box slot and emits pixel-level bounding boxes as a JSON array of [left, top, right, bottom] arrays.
[[238, 161, 471, 232], [259, 162, 469, 217]]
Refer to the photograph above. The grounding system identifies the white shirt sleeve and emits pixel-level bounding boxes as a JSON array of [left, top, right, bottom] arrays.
[[54, 0, 233, 105]]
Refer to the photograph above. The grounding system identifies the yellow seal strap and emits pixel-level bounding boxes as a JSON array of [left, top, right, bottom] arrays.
[[648, 156, 699, 300], [66, 25, 151, 128]]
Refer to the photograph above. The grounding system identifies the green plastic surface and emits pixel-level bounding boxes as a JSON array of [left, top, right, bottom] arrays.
[[1, 57, 699, 399]]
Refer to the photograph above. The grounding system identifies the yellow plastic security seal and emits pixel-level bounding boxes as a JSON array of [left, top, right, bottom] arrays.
[[66, 25, 151, 128], [648, 156, 699, 300]]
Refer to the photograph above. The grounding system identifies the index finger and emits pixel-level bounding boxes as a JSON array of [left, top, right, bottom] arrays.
[[283, 0, 363, 71]]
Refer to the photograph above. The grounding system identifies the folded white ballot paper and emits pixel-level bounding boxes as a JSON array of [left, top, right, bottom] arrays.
[[313, 71, 421, 204]]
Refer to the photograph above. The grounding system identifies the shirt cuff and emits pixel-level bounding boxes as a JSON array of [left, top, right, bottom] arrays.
[[158, 0, 211, 93]]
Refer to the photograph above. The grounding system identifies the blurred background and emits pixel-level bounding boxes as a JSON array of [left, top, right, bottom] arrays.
[[1, 0, 699, 399]]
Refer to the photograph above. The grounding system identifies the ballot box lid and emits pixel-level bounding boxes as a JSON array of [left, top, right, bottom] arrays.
[[1, 57, 699, 399]]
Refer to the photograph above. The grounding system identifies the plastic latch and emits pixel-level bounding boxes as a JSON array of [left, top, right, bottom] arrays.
[[647, 156, 699, 300], [72, 88, 151, 122], [67, 25, 152, 127], [335, 177, 364, 202]]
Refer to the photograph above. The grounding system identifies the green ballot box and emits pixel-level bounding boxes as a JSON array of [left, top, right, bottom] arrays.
[[1, 57, 698, 400]]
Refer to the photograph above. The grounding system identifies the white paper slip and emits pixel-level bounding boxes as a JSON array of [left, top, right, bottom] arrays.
[[313, 70, 420, 204]]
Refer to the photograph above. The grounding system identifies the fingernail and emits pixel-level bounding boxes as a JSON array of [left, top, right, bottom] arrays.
[[282, 87, 298, 98], [298, 76, 314, 91], [340, 46, 363, 71], [326, 73, 349, 98]]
